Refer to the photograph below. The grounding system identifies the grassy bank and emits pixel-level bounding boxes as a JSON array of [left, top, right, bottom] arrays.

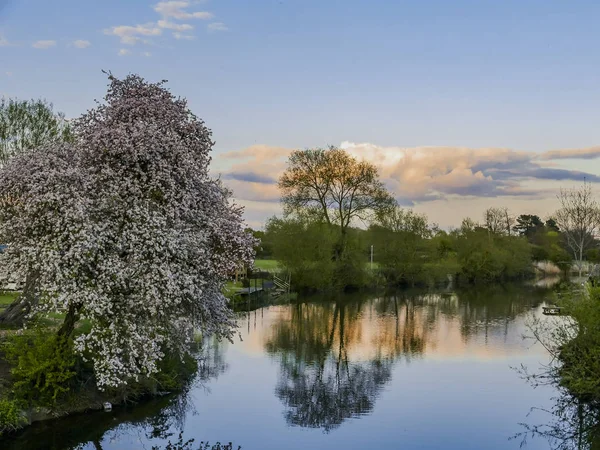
[[253, 259, 279, 271], [0, 292, 18, 308]]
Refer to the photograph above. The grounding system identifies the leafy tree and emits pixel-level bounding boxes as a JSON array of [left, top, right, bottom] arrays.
[[370, 205, 431, 286], [545, 217, 560, 232], [514, 214, 544, 239], [278, 146, 394, 242], [265, 217, 338, 291], [0, 74, 255, 389], [0, 97, 72, 166]]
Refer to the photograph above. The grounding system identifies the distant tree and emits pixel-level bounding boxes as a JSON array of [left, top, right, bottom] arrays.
[[484, 208, 504, 234], [0, 74, 256, 388], [460, 217, 478, 234], [371, 204, 431, 285], [278, 146, 394, 243], [374, 203, 430, 238], [554, 181, 600, 277], [0, 97, 72, 165], [484, 207, 514, 235], [514, 214, 544, 239], [545, 217, 560, 232]]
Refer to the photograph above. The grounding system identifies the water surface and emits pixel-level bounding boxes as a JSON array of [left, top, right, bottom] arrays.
[[2, 283, 561, 449]]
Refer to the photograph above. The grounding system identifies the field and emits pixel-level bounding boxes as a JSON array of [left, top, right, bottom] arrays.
[[254, 259, 280, 271], [0, 292, 18, 308]]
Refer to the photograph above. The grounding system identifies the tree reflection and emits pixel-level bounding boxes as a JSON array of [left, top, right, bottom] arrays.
[[265, 293, 428, 431], [514, 393, 600, 450], [265, 285, 549, 432]]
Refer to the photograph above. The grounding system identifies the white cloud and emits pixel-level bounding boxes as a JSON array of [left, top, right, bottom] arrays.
[[118, 48, 131, 56], [0, 35, 9, 47], [32, 40, 56, 49], [104, 1, 218, 49], [157, 19, 193, 31], [207, 22, 228, 32], [173, 32, 195, 40], [104, 23, 162, 45], [73, 40, 91, 48], [154, 1, 213, 20], [142, 51, 152, 57]]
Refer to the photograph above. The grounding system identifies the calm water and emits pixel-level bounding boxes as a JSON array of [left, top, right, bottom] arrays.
[[2, 283, 563, 450]]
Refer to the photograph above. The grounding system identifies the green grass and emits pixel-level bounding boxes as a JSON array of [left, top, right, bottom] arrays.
[[224, 280, 243, 292], [254, 259, 280, 271], [0, 292, 19, 307]]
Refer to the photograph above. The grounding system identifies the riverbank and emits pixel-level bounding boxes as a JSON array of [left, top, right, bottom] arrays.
[[0, 326, 201, 438]]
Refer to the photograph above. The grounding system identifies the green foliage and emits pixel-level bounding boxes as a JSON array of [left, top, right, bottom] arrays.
[[0, 97, 73, 164], [3, 329, 76, 407], [253, 259, 279, 271], [0, 291, 19, 306], [455, 229, 532, 283], [558, 286, 600, 401], [0, 399, 26, 436], [266, 217, 338, 291]]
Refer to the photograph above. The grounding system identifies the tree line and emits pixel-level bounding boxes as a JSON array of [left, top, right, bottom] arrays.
[[248, 147, 600, 291]]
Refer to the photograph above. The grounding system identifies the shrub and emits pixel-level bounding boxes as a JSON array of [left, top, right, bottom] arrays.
[[0, 399, 26, 435], [3, 329, 76, 407]]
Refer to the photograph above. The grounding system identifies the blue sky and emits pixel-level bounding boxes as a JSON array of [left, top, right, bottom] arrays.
[[2, 0, 600, 227]]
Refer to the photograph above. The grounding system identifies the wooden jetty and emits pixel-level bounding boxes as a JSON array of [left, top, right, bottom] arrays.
[[236, 286, 264, 296], [542, 306, 562, 316]]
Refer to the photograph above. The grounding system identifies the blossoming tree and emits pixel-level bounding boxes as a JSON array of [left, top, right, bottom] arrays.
[[0, 74, 256, 388]]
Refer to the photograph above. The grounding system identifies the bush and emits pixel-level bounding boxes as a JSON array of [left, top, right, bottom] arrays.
[[557, 286, 600, 401], [0, 399, 26, 435], [3, 329, 77, 407]]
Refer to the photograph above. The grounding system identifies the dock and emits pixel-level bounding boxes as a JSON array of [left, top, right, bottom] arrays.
[[235, 287, 264, 296]]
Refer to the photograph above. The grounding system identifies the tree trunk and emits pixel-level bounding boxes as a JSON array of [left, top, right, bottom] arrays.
[[57, 302, 79, 339], [0, 269, 39, 326]]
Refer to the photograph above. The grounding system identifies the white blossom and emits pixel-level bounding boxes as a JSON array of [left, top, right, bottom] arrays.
[[0, 74, 257, 389]]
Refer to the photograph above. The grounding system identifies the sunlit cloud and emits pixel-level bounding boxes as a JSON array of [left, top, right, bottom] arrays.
[[104, 24, 161, 45], [215, 142, 600, 227], [118, 48, 131, 56]]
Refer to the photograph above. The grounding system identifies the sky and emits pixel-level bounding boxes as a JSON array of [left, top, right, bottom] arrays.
[[2, 0, 600, 228]]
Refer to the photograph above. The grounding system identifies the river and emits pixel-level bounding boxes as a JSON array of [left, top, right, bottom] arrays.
[[1, 282, 563, 449]]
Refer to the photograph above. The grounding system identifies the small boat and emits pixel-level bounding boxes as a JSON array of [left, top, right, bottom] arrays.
[[542, 306, 562, 316]]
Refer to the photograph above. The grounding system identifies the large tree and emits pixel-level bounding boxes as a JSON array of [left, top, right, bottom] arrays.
[[554, 181, 600, 277], [0, 97, 72, 165], [0, 74, 255, 388], [278, 146, 394, 240]]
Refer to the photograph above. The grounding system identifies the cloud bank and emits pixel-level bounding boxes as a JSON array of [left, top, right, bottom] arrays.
[[215, 143, 600, 227]]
